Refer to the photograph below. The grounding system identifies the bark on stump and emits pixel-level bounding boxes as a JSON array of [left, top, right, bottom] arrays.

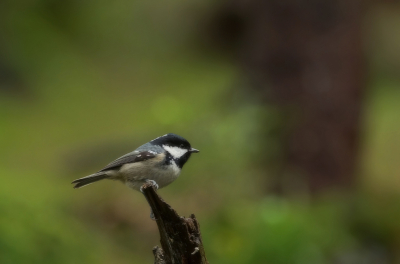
[[141, 182, 208, 264]]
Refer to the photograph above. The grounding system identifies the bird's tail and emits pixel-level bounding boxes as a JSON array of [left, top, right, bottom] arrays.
[[72, 172, 109, 189]]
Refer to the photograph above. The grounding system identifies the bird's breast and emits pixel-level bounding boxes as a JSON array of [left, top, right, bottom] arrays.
[[153, 160, 181, 188], [118, 154, 181, 189]]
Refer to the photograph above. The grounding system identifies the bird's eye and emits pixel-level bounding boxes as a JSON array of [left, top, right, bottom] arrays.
[[180, 144, 184, 148]]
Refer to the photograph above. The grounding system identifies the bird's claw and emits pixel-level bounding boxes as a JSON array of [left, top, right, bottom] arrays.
[[140, 180, 159, 193], [146, 180, 159, 190]]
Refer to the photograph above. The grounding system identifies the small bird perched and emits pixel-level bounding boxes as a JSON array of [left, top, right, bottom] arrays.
[[72, 133, 199, 191]]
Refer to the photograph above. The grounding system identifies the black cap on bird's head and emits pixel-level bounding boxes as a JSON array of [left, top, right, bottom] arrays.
[[150, 133, 199, 153]]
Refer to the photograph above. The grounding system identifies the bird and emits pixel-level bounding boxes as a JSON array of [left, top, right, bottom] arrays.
[[71, 133, 199, 191]]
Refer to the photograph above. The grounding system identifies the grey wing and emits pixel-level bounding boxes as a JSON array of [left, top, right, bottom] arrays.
[[98, 151, 157, 172]]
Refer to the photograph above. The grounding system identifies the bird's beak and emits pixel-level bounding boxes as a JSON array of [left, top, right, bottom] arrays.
[[190, 148, 199, 153]]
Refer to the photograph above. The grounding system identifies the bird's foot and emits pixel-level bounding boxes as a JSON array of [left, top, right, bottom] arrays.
[[140, 180, 159, 193], [145, 179, 159, 190]]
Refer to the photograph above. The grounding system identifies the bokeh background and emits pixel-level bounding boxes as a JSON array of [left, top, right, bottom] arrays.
[[1, 0, 400, 263]]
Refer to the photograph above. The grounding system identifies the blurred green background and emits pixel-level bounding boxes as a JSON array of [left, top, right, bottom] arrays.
[[1, 1, 400, 263]]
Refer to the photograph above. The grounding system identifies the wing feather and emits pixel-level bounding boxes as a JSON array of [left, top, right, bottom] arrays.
[[98, 151, 158, 172]]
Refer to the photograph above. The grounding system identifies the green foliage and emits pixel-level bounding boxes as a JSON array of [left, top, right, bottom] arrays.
[[203, 198, 357, 264], [0, 170, 115, 264]]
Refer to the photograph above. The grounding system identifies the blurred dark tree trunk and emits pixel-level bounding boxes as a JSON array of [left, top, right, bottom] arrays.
[[210, 0, 365, 193]]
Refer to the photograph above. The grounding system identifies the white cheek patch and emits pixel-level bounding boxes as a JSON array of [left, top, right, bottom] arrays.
[[163, 145, 188, 159]]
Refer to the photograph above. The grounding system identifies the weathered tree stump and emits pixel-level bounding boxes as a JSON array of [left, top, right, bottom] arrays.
[[141, 182, 209, 264]]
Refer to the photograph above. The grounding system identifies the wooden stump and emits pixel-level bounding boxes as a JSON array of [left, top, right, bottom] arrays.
[[141, 182, 209, 264]]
